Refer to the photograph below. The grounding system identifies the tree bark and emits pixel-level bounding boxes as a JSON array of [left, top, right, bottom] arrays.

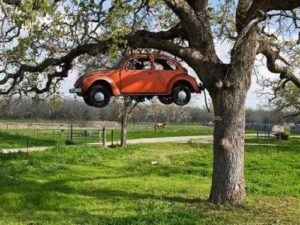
[[120, 110, 128, 147], [209, 87, 247, 204], [207, 26, 259, 204], [120, 97, 137, 147]]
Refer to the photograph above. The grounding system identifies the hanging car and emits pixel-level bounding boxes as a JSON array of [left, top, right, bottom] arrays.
[[69, 54, 202, 108]]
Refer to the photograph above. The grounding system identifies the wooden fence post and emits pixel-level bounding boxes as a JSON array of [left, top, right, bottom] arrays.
[[111, 129, 114, 146], [102, 127, 106, 147], [70, 125, 73, 142], [26, 136, 29, 153]]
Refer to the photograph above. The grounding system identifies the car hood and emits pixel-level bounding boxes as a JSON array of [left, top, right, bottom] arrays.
[[74, 70, 117, 87]]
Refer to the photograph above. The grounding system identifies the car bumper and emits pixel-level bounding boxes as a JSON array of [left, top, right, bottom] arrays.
[[69, 88, 82, 94]]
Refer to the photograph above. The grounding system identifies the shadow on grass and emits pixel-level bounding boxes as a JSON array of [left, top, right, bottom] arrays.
[[0, 169, 207, 225]]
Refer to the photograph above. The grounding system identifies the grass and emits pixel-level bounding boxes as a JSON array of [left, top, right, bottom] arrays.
[[0, 142, 299, 225], [0, 131, 59, 149], [245, 136, 300, 146], [1, 122, 299, 149]]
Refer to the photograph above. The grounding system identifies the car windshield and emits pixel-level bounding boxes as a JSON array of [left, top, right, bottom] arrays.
[[111, 55, 126, 69]]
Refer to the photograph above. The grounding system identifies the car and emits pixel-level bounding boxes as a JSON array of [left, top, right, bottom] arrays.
[[69, 54, 202, 108]]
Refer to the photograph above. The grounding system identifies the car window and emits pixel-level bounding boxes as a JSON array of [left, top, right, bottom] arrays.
[[111, 55, 126, 69], [126, 58, 151, 70], [154, 59, 177, 70]]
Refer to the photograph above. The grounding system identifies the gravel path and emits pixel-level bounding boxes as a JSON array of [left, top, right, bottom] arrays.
[[0, 146, 51, 154], [88, 135, 213, 146]]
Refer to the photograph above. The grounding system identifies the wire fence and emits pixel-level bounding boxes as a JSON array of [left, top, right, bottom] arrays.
[[0, 125, 114, 149]]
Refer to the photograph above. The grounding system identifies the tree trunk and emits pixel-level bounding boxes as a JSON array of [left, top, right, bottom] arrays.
[[209, 87, 247, 204], [207, 27, 259, 204], [120, 108, 129, 147], [120, 97, 137, 147]]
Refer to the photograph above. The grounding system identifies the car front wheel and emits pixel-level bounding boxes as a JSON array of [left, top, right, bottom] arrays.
[[172, 85, 191, 106], [88, 85, 111, 108]]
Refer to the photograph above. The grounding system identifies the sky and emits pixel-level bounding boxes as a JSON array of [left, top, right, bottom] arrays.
[[61, 41, 275, 109]]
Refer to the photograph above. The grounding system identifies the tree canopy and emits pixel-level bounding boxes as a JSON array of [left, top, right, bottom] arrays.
[[1, 0, 299, 97]]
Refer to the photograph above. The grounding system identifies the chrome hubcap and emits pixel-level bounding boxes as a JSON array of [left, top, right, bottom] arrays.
[[94, 92, 105, 102], [177, 91, 187, 100]]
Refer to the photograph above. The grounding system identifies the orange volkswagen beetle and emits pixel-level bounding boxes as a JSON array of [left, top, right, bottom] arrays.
[[70, 54, 202, 108]]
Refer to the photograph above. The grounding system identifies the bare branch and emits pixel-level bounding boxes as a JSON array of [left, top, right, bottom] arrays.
[[258, 41, 300, 88], [0, 25, 207, 95], [3, 0, 21, 7]]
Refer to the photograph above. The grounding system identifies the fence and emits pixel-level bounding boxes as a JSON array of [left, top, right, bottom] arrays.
[[246, 123, 274, 139], [66, 125, 107, 146], [0, 124, 115, 149], [291, 125, 300, 134]]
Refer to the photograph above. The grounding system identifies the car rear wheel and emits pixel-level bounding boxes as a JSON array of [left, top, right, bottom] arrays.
[[88, 85, 111, 108], [172, 85, 191, 106], [158, 95, 173, 105]]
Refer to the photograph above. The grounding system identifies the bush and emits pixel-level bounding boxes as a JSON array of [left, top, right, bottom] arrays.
[[65, 140, 74, 145], [274, 132, 289, 140]]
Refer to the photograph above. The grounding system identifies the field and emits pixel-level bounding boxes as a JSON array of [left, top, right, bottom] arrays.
[[0, 121, 299, 224], [0, 140, 300, 224], [0, 123, 214, 149]]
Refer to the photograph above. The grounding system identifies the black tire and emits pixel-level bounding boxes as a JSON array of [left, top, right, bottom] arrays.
[[130, 96, 146, 102], [88, 85, 111, 108], [172, 85, 191, 106], [83, 97, 92, 106], [158, 95, 173, 105]]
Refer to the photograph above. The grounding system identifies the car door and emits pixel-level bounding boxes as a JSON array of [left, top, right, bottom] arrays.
[[120, 56, 154, 94], [153, 58, 178, 93]]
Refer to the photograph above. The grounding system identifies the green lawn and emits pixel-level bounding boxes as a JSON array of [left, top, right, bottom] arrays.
[[246, 136, 300, 145], [0, 142, 299, 225], [0, 131, 59, 149]]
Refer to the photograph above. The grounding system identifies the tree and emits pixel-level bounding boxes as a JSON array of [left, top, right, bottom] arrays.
[[260, 80, 300, 118], [120, 97, 138, 147], [1, 0, 300, 204]]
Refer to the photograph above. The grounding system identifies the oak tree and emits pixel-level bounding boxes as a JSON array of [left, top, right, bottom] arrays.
[[1, 0, 300, 204]]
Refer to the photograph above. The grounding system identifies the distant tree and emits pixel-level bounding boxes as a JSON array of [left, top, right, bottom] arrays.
[[262, 81, 300, 118]]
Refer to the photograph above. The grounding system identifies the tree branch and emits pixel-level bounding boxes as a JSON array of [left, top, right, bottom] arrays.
[[259, 0, 300, 11], [237, 0, 300, 32], [258, 41, 300, 88], [3, 0, 62, 8], [3, 0, 21, 7], [1, 25, 211, 95], [163, 0, 218, 60]]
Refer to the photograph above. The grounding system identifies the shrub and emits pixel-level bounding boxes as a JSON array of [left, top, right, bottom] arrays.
[[274, 132, 289, 140], [65, 140, 74, 145]]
